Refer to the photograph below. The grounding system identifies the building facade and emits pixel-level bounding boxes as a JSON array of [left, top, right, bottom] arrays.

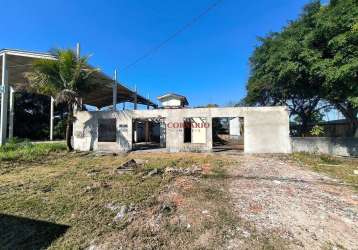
[[73, 106, 292, 154]]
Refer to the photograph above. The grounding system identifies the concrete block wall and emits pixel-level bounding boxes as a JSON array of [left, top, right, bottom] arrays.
[[291, 137, 358, 157], [73, 106, 291, 154]]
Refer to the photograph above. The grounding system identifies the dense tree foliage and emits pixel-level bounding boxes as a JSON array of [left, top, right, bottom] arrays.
[[246, 0, 358, 136]]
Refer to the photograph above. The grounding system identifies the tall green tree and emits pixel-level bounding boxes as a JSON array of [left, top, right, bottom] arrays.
[[308, 0, 358, 135], [246, 1, 324, 135], [26, 49, 98, 150], [246, 0, 358, 136]]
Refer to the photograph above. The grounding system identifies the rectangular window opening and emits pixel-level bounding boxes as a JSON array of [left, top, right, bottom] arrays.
[[98, 118, 116, 142]]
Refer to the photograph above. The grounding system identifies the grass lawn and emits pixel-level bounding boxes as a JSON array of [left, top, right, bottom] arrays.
[[0, 142, 238, 249], [0, 139, 66, 161], [292, 153, 358, 190]]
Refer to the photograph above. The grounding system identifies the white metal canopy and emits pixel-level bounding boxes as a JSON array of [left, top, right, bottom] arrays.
[[0, 48, 157, 145], [0, 49, 157, 107]]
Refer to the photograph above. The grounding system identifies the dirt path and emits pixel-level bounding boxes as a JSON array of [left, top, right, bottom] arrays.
[[227, 155, 358, 249]]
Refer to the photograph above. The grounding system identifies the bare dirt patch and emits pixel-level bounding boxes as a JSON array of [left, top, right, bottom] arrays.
[[87, 153, 238, 250], [227, 154, 358, 249]]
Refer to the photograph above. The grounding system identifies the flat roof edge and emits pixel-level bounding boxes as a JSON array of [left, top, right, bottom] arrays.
[[0, 48, 56, 60]]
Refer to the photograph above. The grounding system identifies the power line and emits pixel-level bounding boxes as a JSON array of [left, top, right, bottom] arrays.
[[122, 0, 225, 71]]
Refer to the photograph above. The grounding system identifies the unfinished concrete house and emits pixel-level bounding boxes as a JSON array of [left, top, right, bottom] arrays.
[[74, 93, 292, 153], [0, 47, 291, 154]]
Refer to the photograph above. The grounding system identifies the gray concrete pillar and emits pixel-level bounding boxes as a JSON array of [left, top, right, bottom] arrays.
[[206, 117, 213, 150], [145, 121, 149, 142], [0, 53, 8, 145], [160, 118, 166, 148]]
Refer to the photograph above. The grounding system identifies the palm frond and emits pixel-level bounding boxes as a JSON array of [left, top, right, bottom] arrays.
[[55, 89, 80, 106], [24, 48, 101, 105]]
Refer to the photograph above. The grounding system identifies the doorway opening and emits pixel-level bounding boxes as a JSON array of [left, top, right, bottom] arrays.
[[212, 117, 244, 152], [183, 117, 207, 144], [132, 118, 165, 150]]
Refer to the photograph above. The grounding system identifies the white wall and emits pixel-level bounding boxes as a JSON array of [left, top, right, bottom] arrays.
[[191, 117, 207, 144], [292, 137, 358, 157], [229, 117, 240, 136], [161, 97, 182, 107]]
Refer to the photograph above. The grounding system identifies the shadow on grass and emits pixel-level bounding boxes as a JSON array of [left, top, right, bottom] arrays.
[[0, 213, 69, 250]]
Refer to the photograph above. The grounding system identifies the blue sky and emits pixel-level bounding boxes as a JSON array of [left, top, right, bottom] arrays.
[[1, 0, 323, 108]]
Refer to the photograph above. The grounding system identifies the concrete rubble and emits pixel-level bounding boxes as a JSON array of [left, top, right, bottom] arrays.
[[164, 165, 202, 176]]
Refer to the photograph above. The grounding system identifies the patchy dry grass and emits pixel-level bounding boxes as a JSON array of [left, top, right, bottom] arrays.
[[4, 149, 354, 249], [292, 152, 358, 189], [0, 150, 239, 249]]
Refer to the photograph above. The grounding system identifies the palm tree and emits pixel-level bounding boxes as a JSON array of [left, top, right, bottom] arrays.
[[26, 49, 99, 151]]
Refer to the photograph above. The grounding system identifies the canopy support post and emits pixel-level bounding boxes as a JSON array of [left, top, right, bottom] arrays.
[[8, 87, 14, 139], [0, 53, 8, 146], [50, 96, 54, 141]]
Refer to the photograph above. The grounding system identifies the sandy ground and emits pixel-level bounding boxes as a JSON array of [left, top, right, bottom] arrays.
[[226, 154, 358, 249]]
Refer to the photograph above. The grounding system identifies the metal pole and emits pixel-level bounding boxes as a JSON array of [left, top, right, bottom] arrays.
[[8, 87, 14, 139], [74, 42, 81, 112], [133, 85, 137, 110], [146, 93, 150, 110], [50, 96, 54, 141], [0, 53, 8, 145], [113, 69, 117, 111], [76, 42, 80, 60]]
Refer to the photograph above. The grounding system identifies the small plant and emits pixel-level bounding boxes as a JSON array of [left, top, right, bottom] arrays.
[[309, 125, 324, 136]]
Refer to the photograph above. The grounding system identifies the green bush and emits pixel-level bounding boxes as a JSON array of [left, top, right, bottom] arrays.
[[309, 125, 324, 136]]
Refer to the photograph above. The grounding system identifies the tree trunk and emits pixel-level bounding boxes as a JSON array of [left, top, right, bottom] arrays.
[[297, 110, 312, 136], [66, 104, 74, 151], [300, 115, 309, 136], [335, 102, 358, 137]]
